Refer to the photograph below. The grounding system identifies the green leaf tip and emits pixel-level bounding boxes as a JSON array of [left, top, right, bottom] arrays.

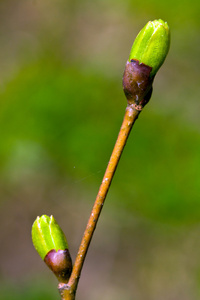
[[129, 19, 170, 77], [32, 215, 69, 260]]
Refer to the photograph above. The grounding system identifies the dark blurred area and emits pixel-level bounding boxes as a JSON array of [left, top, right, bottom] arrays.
[[1, 0, 200, 299]]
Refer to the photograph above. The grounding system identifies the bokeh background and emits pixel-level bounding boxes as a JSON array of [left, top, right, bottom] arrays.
[[0, 0, 200, 299]]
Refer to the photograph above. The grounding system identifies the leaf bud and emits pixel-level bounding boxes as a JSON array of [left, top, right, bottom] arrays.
[[129, 19, 170, 78], [123, 19, 170, 108], [32, 215, 72, 283]]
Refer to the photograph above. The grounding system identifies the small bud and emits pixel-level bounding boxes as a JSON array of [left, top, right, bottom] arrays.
[[123, 19, 170, 107], [32, 215, 72, 282]]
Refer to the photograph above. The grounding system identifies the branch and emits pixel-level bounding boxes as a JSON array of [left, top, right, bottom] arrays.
[[59, 104, 141, 299]]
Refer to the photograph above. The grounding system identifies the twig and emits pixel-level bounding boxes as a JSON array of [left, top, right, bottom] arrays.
[[59, 104, 141, 299]]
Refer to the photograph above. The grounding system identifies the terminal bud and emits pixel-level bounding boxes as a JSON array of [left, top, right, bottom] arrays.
[[123, 19, 170, 107]]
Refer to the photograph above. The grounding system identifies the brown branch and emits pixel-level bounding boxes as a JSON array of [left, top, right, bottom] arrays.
[[59, 104, 141, 300]]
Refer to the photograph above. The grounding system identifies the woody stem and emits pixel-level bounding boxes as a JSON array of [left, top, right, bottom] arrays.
[[59, 104, 141, 300]]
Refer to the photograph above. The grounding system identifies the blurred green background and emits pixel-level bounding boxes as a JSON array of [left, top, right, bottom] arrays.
[[1, 0, 200, 299]]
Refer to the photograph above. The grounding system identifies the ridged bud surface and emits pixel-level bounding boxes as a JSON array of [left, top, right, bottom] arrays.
[[32, 215, 72, 283], [32, 215, 69, 259], [129, 19, 170, 77]]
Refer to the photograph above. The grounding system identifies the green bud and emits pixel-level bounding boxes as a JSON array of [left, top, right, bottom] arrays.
[[32, 215, 68, 260], [129, 19, 170, 78], [32, 215, 72, 283], [123, 19, 170, 107]]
